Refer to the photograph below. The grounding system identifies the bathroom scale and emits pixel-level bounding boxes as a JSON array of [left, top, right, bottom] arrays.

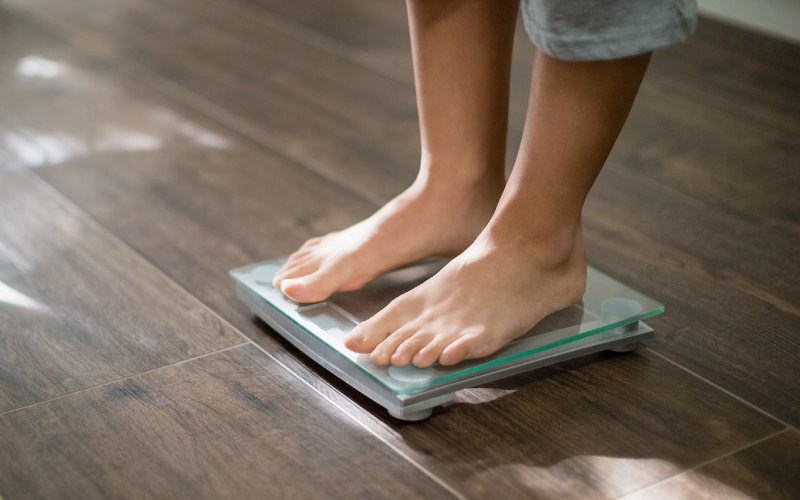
[[231, 258, 663, 421]]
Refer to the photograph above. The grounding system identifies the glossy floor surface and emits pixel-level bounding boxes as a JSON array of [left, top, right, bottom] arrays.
[[0, 1, 798, 498]]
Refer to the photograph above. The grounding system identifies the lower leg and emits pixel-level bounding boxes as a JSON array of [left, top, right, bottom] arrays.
[[274, 0, 518, 303], [407, 0, 517, 189], [346, 50, 652, 367], [493, 50, 652, 246]]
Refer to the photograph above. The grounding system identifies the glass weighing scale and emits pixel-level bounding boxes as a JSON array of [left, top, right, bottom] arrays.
[[231, 258, 663, 421]]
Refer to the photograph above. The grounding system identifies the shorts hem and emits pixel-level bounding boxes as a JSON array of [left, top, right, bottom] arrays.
[[524, 14, 698, 61]]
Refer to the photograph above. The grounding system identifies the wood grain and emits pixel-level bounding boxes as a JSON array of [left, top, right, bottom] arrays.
[[0, 344, 453, 499], [625, 429, 800, 499], [0, 167, 244, 413]]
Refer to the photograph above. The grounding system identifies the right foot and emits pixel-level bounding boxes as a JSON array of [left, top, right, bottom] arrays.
[[273, 176, 503, 303]]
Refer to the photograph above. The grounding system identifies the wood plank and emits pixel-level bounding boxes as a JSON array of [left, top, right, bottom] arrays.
[[625, 429, 800, 500], [0, 166, 244, 413], [0, 344, 453, 499], [0, 9, 790, 499]]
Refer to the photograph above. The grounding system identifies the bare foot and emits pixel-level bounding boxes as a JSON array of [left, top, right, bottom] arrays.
[[273, 175, 502, 303], [343, 225, 587, 367]]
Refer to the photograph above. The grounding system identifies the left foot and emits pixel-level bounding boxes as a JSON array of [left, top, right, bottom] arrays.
[[344, 224, 587, 367]]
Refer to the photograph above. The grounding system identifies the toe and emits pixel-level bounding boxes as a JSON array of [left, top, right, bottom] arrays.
[[344, 325, 390, 354], [370, 327, 415, 365], [302, 236, 323, 248], [412, 336, 447, 368], [343, 299, 404, 353], [280, 263, 342, 303], [276, 250, 313, 283], [295, 237, 323, 254], [284, 250, 313, 268], [273, 257, 318, 286], [391, 331, 433, 366], [438, 335, 476, 366]]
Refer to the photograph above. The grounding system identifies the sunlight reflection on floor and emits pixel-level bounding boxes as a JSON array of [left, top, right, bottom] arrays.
[[0, 279, 48, 313], [4, 54, 232, 168]]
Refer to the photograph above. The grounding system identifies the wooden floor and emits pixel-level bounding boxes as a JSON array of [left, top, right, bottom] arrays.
[[1, 0, 798, 498]]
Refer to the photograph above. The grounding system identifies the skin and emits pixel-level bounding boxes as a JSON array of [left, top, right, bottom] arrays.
[[274, 0, 651, 368]]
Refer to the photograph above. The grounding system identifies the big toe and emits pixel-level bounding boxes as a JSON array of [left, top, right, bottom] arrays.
[[343, 323, 388, 355], [344, 307, 402, 354], [280, 267, 340, 303]]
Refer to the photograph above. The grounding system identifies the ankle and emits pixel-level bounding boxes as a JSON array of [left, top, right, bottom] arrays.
[[485, 220, 584, 270], [412, 169, 503, 204], [416, 152, 505, 194]]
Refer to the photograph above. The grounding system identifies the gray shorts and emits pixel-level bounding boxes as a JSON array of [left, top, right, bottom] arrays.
[[521, 0, 698, 61]]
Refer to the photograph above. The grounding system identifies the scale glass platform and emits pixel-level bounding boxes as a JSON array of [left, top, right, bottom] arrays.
[[231, 258, 663, 421]]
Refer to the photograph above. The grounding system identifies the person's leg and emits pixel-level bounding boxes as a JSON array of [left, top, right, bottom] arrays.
[[345, 49, 651, 367], [273, 0, 519, 303]]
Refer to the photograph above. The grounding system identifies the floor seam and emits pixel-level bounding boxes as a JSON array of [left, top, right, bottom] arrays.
[[615, 427, 790, 499], [0, 343, 248, 418], [644, 347, 794, 429]]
